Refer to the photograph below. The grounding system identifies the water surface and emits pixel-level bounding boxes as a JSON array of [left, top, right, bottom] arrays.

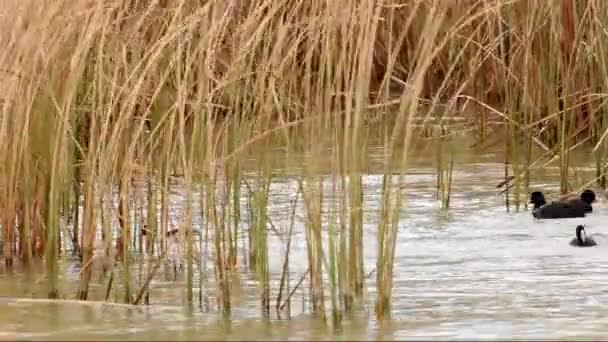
[[2, 147, 608, 340]]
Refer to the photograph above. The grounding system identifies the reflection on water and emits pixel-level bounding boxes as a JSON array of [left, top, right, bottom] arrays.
[[3, 148, 608, 340]]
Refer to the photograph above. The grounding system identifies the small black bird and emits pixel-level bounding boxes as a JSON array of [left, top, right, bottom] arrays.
[[569, 225, 597, 247], [529, 189, 596, 219]]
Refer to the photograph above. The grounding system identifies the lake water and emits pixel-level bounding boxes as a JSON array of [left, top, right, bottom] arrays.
[[2, 146, 608, 340]]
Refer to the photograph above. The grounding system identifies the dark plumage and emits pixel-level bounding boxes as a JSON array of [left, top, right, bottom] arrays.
[[570, 225, 597, 247], [529, 189, 596, 219], [580, 189, 597, 213]]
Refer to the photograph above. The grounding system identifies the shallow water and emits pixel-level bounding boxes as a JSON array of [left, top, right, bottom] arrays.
[[3, 148, 608, 340]]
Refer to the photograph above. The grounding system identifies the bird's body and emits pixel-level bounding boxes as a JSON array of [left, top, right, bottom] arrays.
[[570, 225, 597, 247], [530, 190, 596, 219], [532, 200, 587, 219]]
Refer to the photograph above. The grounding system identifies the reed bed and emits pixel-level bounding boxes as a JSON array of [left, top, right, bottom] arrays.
[[1, 0, 608, 325]]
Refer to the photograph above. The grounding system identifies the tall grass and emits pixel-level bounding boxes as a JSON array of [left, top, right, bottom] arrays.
[[2, 0, 608, 323]]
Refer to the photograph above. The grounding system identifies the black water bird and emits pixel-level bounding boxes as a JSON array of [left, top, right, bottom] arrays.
[[529, 189, 596, 219], [570, 225, 597, 247]]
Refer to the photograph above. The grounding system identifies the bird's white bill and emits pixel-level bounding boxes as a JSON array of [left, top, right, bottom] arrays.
[[582, 229, 587, 243]]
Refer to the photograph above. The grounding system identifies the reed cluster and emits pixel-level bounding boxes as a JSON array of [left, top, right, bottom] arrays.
[[0, 0, 607, 324]]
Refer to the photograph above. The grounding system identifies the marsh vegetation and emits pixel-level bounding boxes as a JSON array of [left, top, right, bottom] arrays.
[[1, 0, 608, 337]]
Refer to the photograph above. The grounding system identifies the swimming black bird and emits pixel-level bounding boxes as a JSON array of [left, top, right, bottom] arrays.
[[570, 225, 597, 247], [529, 189, 596, 219]]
